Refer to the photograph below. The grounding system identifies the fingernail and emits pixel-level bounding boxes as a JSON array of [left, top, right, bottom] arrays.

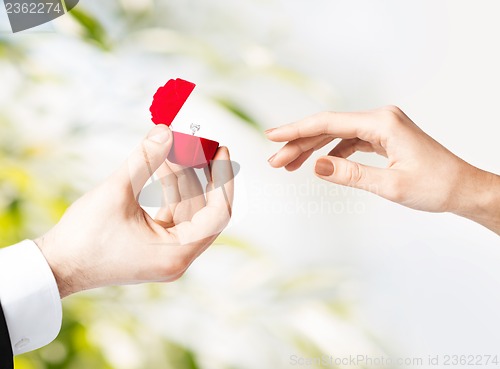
[[265, 128, 276, 135], [148, 125, 170, 143], [268, 153, 277, 163], [315, 158, 334, 176]]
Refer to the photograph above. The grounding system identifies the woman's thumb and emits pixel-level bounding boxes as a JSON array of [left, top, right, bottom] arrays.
[[314, 156, 390, 196]]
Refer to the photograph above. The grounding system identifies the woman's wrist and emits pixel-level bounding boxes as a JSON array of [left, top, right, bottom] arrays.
[[450, 164, 500, 234]]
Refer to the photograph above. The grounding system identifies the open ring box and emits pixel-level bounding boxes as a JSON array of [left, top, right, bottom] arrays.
[[150, 78, 220, 169]]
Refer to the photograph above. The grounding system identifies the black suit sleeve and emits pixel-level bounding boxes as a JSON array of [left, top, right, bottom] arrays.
[[0, 301, 13, 369]]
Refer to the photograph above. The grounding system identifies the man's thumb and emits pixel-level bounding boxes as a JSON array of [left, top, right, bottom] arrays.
[[115, 125, 173, 197], [314, 156, 389, 195]]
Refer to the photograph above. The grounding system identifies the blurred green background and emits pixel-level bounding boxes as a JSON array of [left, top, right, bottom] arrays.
[[0, 1, 381, 368], [5, 0, 500, 368]]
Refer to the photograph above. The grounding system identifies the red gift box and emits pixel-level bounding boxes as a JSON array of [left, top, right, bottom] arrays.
[[150, 78, 219, 168]]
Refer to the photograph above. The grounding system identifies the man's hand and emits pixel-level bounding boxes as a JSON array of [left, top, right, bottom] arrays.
[[266, 106, 500, 234], [35, 125, 234, 298]]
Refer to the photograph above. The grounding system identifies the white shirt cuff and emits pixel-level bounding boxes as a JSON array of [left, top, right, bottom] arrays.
[[0, 240, 62, 355]]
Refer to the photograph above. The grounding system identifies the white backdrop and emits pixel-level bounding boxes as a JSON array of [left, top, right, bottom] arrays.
[[227, 0, 500, 363], [2, 0, 500, 367]]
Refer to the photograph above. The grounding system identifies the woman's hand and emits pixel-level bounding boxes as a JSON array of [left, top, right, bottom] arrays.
[[36, 125, 234, 298], [266, 106, 500, 234]]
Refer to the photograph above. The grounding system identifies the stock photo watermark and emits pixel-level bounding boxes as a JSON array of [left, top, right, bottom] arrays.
[[289, 354, 500, 368], [3, 0, 79, 33], [250, 178, 377, 217]]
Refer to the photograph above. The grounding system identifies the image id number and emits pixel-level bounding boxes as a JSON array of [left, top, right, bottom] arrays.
[[5, 2, 63, 14], [443, 355, 499, 366]]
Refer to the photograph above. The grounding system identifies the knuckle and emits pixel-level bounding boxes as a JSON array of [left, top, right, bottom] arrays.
[[156, 255, 190, 279], [378, 108, 403, 131], [345, 162, 364, 186], [168, 270, 186, 282], [215, 209, 231, 229], [282, 142, 301, 158], [311, 111, 334, 134], [172, 167, 188, 178], [314, 111, 332, 120], [209, 199, 232, 227], [381, 105, 403, 115]]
